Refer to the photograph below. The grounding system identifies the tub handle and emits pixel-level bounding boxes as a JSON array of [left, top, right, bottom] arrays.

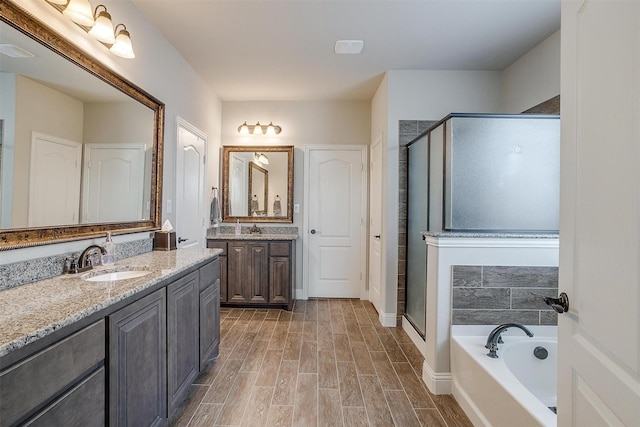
[[544, 292, 569, 313]]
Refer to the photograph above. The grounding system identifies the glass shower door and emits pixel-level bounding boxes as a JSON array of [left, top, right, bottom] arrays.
[[405, 134, 428, 336]]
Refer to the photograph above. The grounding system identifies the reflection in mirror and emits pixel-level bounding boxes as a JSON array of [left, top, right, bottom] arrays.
[[0, 2, 164, 249], [248, 162, 268, 216], [222, 146, 293, 223]]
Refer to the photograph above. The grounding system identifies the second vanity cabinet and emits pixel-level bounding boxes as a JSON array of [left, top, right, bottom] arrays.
[[208, 239, 294, 310]]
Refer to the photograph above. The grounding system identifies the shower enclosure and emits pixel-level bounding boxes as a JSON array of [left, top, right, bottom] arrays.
[[404, 113, 560, 336]]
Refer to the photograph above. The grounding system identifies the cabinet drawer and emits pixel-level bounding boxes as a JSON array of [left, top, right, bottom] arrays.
[[25, 367, 105, 427], [199, 258, 220, 291], [0, 320, 105, 427], [270, 242, 290, 257], [207, 241, 227, 255]]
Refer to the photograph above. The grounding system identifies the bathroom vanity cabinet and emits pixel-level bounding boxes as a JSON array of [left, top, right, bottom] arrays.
[[0, 252, 221, 427], [207, 239, 294, 310]]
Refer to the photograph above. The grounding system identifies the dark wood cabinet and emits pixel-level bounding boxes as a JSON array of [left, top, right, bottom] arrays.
[[0, 320, 105, 427], [199, 259, 221, 370], [109, 289, 167, 427], [208, 239, 295, 310], [227, 241, 268, 304], [167, 272, 200, 416], [0, 255, 220, 427]]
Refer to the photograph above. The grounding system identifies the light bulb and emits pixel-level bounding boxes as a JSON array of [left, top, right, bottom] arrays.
[[238, 122, 250, 135], [110, 24, 135, 58], [63, 0, 95, 27], [253, 122, 263, 135], [88, 7, 115, 44]]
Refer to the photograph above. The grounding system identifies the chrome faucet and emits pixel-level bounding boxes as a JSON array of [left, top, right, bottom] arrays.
[[78, 244, 107, 269], [485, 323, 534, 358]]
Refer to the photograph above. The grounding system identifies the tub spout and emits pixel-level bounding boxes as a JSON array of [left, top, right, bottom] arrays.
[[485, 323, 534, 358]]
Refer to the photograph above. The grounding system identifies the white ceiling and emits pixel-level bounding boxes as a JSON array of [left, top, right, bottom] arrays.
[[132, 0, 561, 102]]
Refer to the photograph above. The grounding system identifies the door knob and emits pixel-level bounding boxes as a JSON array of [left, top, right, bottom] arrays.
[[178, 237, 189, 243], [310, 229, 316, 234], [544, 292, 569, 313]]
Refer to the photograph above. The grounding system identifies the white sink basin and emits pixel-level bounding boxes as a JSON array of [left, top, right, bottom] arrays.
[[83, 270, 151, 282]]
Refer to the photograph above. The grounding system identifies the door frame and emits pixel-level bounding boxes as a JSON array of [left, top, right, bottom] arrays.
[[175, 116, 207, 248], [302, 144, 368, 300], [368, 134, 383, 312]]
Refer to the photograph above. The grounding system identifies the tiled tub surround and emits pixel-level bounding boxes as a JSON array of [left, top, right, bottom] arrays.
[[0, 237, 153, 291], [0, 247, 221, 358], [401, 232, 559, 396], [451, 265, 559, 325]]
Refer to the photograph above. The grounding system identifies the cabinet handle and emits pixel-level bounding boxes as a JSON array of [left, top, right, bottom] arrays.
[[178, 237, 189, 243], [310, 229, 316, 234]]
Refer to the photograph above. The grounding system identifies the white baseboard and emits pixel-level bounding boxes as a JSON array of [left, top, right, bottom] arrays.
[[422, 359, 452, 395], [378, 311, 397, 327]]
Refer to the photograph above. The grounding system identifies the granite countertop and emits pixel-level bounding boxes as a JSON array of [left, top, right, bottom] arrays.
[[207, 233, 298, 241], [421, 231, 559, 239], [0, 248, 221, 358]]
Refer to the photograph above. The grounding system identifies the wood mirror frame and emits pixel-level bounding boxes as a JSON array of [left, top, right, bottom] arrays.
[[0, 2, 164, 250], [222, 145, 293, 223]]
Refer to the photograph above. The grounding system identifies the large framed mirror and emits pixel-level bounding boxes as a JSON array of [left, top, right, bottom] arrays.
[[0, 2, 164, 250], [222, 146, 293, 223]]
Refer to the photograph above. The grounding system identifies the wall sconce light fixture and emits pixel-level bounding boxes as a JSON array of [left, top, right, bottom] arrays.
[[238, 121, 282, 135], [46, 1, 135, 59], [88, 4, 115, 44], [254, 152, 270, 165]]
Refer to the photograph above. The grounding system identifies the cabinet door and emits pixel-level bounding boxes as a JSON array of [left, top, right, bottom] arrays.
[[227, 242, 248, 303], [199, 279, 220, 370], [109, 289, 166, 427], [219, 255, 228, 302], [167, 272, 199, 415], [247, 243, 269, 303], [269, 256, 290, 305]]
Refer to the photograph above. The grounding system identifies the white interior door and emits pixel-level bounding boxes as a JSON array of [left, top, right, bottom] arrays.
[[29, 132, 81, 226], [369, 135, 383, 311], [176, 118, 206, 249], [558, 1, 640, 425], [82, 143, 145, 223], [305, 146, 367, 298]]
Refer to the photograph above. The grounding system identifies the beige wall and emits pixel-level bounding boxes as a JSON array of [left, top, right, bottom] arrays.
[[12, 75, 84, 227], [502, 30, 561, 113], [221, 100, 371, 296]]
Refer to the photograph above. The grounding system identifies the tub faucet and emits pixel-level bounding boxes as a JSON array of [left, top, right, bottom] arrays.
[[485, 323, 534, 359]]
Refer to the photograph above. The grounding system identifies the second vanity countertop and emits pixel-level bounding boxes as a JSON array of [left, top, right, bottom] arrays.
[[0, 248, 221, 358], [207, 233, 298, 241]]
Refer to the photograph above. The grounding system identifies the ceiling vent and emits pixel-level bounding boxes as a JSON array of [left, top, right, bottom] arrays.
[[334, 40, 364, 55]]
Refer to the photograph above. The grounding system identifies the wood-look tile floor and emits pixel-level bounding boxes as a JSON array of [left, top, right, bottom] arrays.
[[170, 299, 473, 427]]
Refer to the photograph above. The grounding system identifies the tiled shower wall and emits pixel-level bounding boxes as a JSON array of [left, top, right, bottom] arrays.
[[397, 120, 438, 324], [451, 265, 559, 325]]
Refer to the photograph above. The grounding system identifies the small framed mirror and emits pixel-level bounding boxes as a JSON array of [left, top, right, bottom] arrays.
[[222, 145, 293, 223]]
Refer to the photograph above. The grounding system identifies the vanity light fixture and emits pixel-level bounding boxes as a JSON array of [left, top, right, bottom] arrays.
[[62, 0, 95, 27], [237, 121, 282, 135], [254, 152, 270, 165], [88, 5, 115, 44], [45, 0, 135, 59], [110, 24, 135, 59]]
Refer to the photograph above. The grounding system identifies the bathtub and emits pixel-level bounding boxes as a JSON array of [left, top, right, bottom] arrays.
[[450, 325, 557, 427]]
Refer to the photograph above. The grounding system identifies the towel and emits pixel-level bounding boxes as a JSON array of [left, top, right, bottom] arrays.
[[210, 189, 221, 225]]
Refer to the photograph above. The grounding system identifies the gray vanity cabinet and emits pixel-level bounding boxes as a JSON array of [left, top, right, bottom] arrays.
[[0, 320, 106, 427], [109, 289, 167, 427], [167, 271, 200, 416], [207, 239, 294, 310], [199, 259, 221, 370]]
